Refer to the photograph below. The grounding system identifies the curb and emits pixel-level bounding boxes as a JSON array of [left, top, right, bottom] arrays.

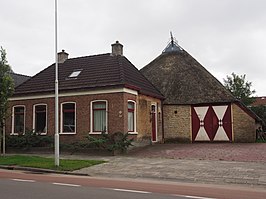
[[0, 165, 90, 176]]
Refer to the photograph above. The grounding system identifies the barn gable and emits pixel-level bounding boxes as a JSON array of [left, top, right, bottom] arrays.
[[141, 35, 259, 142], [141, 42, 236, 105]]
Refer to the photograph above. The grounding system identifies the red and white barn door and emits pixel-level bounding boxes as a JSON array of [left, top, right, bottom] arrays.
[[192, 105, 232, 142]]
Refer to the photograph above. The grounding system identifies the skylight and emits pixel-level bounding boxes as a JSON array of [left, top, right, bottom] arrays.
[[68, 70, 82, 78]]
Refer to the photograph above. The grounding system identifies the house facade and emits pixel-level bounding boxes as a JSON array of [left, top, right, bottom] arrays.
[[141, 37, 260, 143], [251, 97, 266, 107], [5, 41, 164, 143]]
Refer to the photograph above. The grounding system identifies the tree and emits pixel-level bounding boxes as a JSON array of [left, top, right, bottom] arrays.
[[250, 105, 266, 131], [0, 46, 14, 154], [223, 72, 255, 105]]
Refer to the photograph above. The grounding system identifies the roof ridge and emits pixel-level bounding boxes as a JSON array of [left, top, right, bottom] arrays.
[[67, 53, 110, 61]]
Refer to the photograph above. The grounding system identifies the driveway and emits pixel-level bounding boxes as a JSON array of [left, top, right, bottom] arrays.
[[130, 143, 266, 163]]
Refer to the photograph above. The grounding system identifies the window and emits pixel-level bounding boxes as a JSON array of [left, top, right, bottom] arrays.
[[91, 101, 107, 133], [33, 104, 47, 134], [68, 70, 82, 78], [61, 102, 76, 133], [13, 106, 25, 134], [128, 101, 135, 132], [127, 102, 135, 132]]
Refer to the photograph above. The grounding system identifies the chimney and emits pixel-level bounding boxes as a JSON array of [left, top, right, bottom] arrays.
[[58, 49, 69, 63], [111, 41, 123, 56]]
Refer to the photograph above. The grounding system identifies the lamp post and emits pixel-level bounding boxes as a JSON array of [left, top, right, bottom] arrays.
[[54, 0, 60, 166]]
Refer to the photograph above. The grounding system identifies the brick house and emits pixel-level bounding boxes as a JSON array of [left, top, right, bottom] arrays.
[[5, 41, 164, 143], [141, 36, 260, 142], [251, 97, 266, 107]]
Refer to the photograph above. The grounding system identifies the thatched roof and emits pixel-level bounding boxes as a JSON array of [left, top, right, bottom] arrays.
[[140, 47, 236, 105]]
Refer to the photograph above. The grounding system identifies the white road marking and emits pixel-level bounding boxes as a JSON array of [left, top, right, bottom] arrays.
[[52, 182, 81, 187], [111, 188, 151, 194], [173, 195, 216, 199], [12, 179, 35, 183]]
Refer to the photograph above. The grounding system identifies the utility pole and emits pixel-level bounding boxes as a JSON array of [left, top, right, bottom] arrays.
[[54, 0, 60, 166], [3, 121, 5, 156]]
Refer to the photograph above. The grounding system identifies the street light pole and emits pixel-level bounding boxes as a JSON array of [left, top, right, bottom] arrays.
[[3, 121, 5, 156], [54, 0, 60, 166]]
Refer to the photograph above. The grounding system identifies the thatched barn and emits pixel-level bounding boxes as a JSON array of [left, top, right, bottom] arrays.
[[141, 36, 260, 142]]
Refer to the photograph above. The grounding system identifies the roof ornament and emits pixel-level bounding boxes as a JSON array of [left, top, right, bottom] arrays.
[[163, 31, 183, 53], [170, 31, 174, 47]]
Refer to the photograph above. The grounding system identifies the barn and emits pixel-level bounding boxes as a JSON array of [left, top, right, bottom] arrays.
[[141, 36, 260, 142]]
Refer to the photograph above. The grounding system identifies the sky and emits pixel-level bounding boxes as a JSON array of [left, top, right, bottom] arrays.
[[1, 0, 266, 96]]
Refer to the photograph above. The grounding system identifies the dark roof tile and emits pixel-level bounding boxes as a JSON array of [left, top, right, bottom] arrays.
[[10, 73, 30, 88], [14, 53, 163, 99]]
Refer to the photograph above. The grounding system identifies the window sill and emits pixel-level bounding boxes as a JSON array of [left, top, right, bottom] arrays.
[[128, 132, 138, 135], [33, 131, 47, 135], [89, 132, 108, 135], [59, 132, 76, 135]]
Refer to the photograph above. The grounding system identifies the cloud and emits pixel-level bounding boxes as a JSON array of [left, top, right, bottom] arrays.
[[1, 0, 266, 95]]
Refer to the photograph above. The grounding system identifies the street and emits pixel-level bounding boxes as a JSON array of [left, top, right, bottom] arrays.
[[0, 169, 265, 199], [0, 178, 183, 199]]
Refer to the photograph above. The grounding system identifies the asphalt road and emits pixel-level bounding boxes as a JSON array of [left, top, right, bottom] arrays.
[[0, 169, 266, 199], [0, 179, 185, 199]]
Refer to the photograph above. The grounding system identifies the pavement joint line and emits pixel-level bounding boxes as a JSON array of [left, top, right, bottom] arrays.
[[12, 178, 35, 183], [52, 182, 81, 187], [111, 188, 151, 194]]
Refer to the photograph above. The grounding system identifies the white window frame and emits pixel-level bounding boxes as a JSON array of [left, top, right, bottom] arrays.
[[90, 100, 108, 134], [60, 102, 76, 134], [11, 105, 26, 135], [128, 100, 138, 135], [33, 104, 47, 135]]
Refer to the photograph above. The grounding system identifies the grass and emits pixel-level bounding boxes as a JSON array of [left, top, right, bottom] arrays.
[[0, 155, 106, 171]]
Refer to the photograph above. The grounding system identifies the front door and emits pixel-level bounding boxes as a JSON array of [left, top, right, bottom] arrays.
[[151, 105, 157, 142]]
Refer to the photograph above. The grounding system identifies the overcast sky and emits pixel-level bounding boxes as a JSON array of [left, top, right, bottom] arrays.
[[1, 0, 266, 96]]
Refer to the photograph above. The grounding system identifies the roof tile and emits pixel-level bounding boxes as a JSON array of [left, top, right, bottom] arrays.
[[14, 53, 163, 99]]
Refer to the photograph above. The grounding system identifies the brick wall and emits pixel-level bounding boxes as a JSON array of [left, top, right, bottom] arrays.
[[232, 103, 256, 142], [6, 92, 162, 143], [163, 105, 191, 142], [136, 94, 163, 142], [6, 92, 135, 143]]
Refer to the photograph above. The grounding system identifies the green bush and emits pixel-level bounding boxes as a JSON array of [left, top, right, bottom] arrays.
[[6, 130, 53, 150], [256, 138, 266, 143], [59, 140, 91, 153], [86, 132, 134, 153]]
